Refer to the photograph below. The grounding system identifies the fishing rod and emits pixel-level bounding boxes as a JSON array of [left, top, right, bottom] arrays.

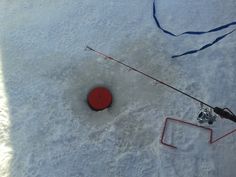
[[86, 46, 236, 124]]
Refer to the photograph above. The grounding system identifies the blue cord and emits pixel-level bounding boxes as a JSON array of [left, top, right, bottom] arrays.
[[153, 0, 236, 58]]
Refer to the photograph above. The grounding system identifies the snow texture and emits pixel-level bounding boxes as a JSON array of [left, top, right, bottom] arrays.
[[0, 0, 236, 177]]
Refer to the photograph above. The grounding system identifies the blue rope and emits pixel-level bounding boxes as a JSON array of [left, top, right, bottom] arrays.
[[153, 0, 236, 58], [172, 29, 236, 58]]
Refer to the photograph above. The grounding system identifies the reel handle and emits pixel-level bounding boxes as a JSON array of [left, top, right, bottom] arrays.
[[214, 107, 236, 123]]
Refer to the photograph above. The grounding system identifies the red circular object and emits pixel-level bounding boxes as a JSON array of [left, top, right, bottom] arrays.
[[87, 87, 112, 111]]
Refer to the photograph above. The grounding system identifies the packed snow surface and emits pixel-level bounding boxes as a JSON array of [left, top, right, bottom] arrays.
[[0, 0, 236, 177]]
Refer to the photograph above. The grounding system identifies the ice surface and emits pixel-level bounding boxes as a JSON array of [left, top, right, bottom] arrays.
[[0, 0, 236, 177]]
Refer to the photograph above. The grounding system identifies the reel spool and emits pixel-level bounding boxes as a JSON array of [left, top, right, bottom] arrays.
[[197, 108, 217, 124], [197, 103, 217, 124]]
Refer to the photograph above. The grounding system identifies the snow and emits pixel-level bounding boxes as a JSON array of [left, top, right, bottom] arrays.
[[0, 0, 236, 176]]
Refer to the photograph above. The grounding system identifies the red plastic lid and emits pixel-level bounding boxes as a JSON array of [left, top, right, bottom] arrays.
[[87, 87, 112, 111]]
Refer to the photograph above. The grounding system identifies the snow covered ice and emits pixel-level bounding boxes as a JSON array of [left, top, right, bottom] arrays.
[[0, 0, 236, 177]]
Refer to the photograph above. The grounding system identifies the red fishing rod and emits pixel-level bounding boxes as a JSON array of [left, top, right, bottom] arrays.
[[86, 46, 236, 123]]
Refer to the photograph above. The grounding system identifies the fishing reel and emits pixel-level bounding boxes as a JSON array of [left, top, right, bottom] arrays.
[[197, 103, 236, 124], [197, 108, 217, 124]]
